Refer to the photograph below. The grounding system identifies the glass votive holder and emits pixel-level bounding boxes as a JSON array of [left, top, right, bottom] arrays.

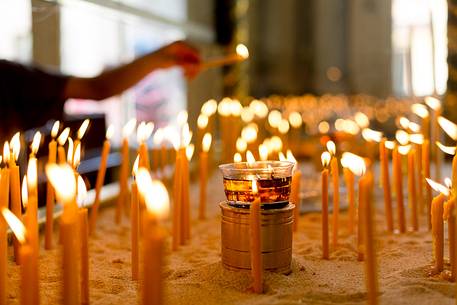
[[219, 161, 294, 208]]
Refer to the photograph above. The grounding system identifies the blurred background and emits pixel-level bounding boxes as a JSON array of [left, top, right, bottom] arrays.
[[0, 0, 449, 138]]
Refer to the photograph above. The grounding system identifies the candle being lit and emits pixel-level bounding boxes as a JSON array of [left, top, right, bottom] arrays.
[[202, 43, 249, 69]]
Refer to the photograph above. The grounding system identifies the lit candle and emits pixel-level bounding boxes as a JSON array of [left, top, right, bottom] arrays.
[[321, 152, 331, 259], [57, 127, 70, 164], [249, 179, 263, 293], [410, 134, 425, 216], [45, 122, 59, 250], [46, 164, 80, 305], [137, 121, 153, 170], [407, 148, 418, 231], [89, 125, 114, 235], [341, 154, 355, 234], [28, 133, 41, 255], [131, 156, 140, 280], [117, 118, 136, 224], [444, 195, 456, 281], [9, 133, 22, 261], [136, 168, 170, 305], [287, 150, 301, 232], [0, 149, 10, 305], [393, 144, 406, 233], [202, 43, 249, 69], [171, 129, 182, 250], [182, 143, 194, 242], [74, 119, 89, 164], [199, 133, 212, 220], [423, 140, 432, 229], [425, 96, 442, 181], [380, 139, 393, 232], [2, 208, 39, 305], [326, 140, 340, 248], [412, 103, 430, 140]]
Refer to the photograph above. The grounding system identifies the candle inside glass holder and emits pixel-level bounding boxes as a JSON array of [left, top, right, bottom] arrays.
[[219, 161, 294, 208]]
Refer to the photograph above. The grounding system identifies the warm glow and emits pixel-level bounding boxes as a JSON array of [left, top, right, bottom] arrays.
[[270, 136, 283, 152], [426, 178, 450, 196], [445, 177, 452, 189], [136, 168, 170, 219], [341, 152, 366, 176], [105, 125, 114, 140], [51, 121, 60, 138], [66, 138, 73, 164], [153, 128, 164, 145], [411, 103, 429, 118], [251, 179, 258, 194], [425, 96, 441, 110], [31, 131, 41, 155], [354, 112, 370, 128], [177, 110, 188, 126], [202, 133, 212, 153], [236, 137, 247, 153], [197, 113, 209, 129], [278, 151, 286, 161], [249, 99, 269, 119], [259, 144, 268, 161], [45, 163, 76, 203], [436, 141, 456, 155], [234, 152, 242, 163], [318, 121, 330, 134], [3, 142, 10, 164], [1, 208, 26, 244], [58, 127, 70, 146], [241, 124, 258, 143], [132, 155, 139, 177], [326, 140, 336, 155], [21, 176, 28, 209], [77, 119, 90, 140], [246, 150, 256, 165], [182, 123, 193, 147], [236, 43, 249, 59], [268, 110, 282, 128], [278, 119, 290, 134], [342, 120, 360, 135], [438, 116, 457, 140], [398, 117, 410, 130], [362, 128, 383, 143], [73, 144, 81, 168], [395, 130, 410, 145], [321, 151, 331, 167], [165, 127, 180, 151], [218, 97, 231, 117], [201, 99, 218, 117], [136, 121, 146, 143], [409, 134, 424, 145], [286, 149, 297, 163], [27, 158, 37, 188], [397, 145, 412, 155], [122, 118, 137, 138], [288, 111, 302, 128], [241, 107, 254, 123], [186, 144, 195, 161], [385, 141, 395, 150], [229, 99, 242, 116], [77, 175, 88, 208], [10, 132, 20, 162], [408, 122, 421, 133], [334, 119, 345, 132]]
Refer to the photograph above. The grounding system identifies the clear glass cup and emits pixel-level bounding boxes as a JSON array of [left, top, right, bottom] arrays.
[[219, 161, 294, 208]]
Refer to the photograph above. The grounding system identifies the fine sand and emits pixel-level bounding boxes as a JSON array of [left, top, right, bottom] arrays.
[[5, 164, 457, 305]]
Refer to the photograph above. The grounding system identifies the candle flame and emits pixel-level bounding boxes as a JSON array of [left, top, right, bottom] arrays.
[[27, 158, 37, 189], [321, 151, 331, 167], [241, 124, 258, 143], [384, 140, 395, 150], [234, 152, 242, 163], [411, 103, 429, 118], [152, 128, 164, 145], [436, 141, 456, 155], [246, 150, 256, 165], [398, 117, 410, 130], [278, 119, 290, 134], [318, 121, 330, 134], [426, 178, 450, 196], [362, 128, 383, 143], [45, 163, 76, 203], [77, 175, 88, 208], [197, 113, 209, 129], [286, 149, 297, 163], [236, 43, 249, 59], [136, 168, 170, 219], [278, 151, 286, 161], [241, 107, 254, 123], [21, 176, 28, 210], [236, 137, 247, 153], [186, 144, 195, 161], [445, 177, 452, 189], [73, 143, 81, 168], [249, 99, 268, 119], [136, 122, 146, 143], [268, 110, 282, 128], [202, 133, 212, 152], [425, 96, 441, 110], [3, 142, 10, 164], [77, 119, 90, 140], [177, 110, 188, 126], [229, 99, 242, 116], [251, 179, 258, 195], [395, 130, 409, 145], [397, 145, 412, 155], [106, 125, 114, 140], [201, 99, 218, 117], [182, 123, 192, 147], [408, 122, 421, 133], [354, 112, 369, 128], [438, 116, 457, 141], [31, 131, 41, 155], [409, 134, 424, 145], [326, 140, 336, 155], [51, 121, 60, 138], [342, 120, 360, 135], [10, 132, 20, 161], [259, 144, 268, 161], [341, 152, 366, 176], [132, 155, 139, 177], [122, 118, 137, 138], [218, 97, 232, 117], [1, 208, 26, 244], [166, 127, 180, 151], [67, 138, 74, 164], [58, 128, 70, 146], [288, 111, 302, 128]]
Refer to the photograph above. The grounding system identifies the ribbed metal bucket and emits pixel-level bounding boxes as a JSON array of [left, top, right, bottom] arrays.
[[220, 201, 294, 273]]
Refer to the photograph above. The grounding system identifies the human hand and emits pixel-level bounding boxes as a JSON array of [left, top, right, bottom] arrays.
[[155, 41, 201, 79]]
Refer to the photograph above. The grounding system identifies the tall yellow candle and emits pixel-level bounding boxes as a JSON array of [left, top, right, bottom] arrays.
[[408, 149, 418, 231], [172, 147, 183, 250], [326, 141, 339, 248], [199, 133, 212, 220], [9, 133, 22, 261], [89, 125, 113, 235], [0, 165, 9, 305], [431, 192, 445, 273], [321, 152, 331, 259], [182, 144, 193, 242], [380, 139, 393, 232], [131, 180, 139, 280], [445, 198, 456, 281], [393, 146, 406, 233], [423, 140, 432, 230], [45, 122, 59, 250], [250, 179, 263, 293], [343, 167, 355, 234], [79, 208, 89, 305], [57, 127, 70, 164]]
